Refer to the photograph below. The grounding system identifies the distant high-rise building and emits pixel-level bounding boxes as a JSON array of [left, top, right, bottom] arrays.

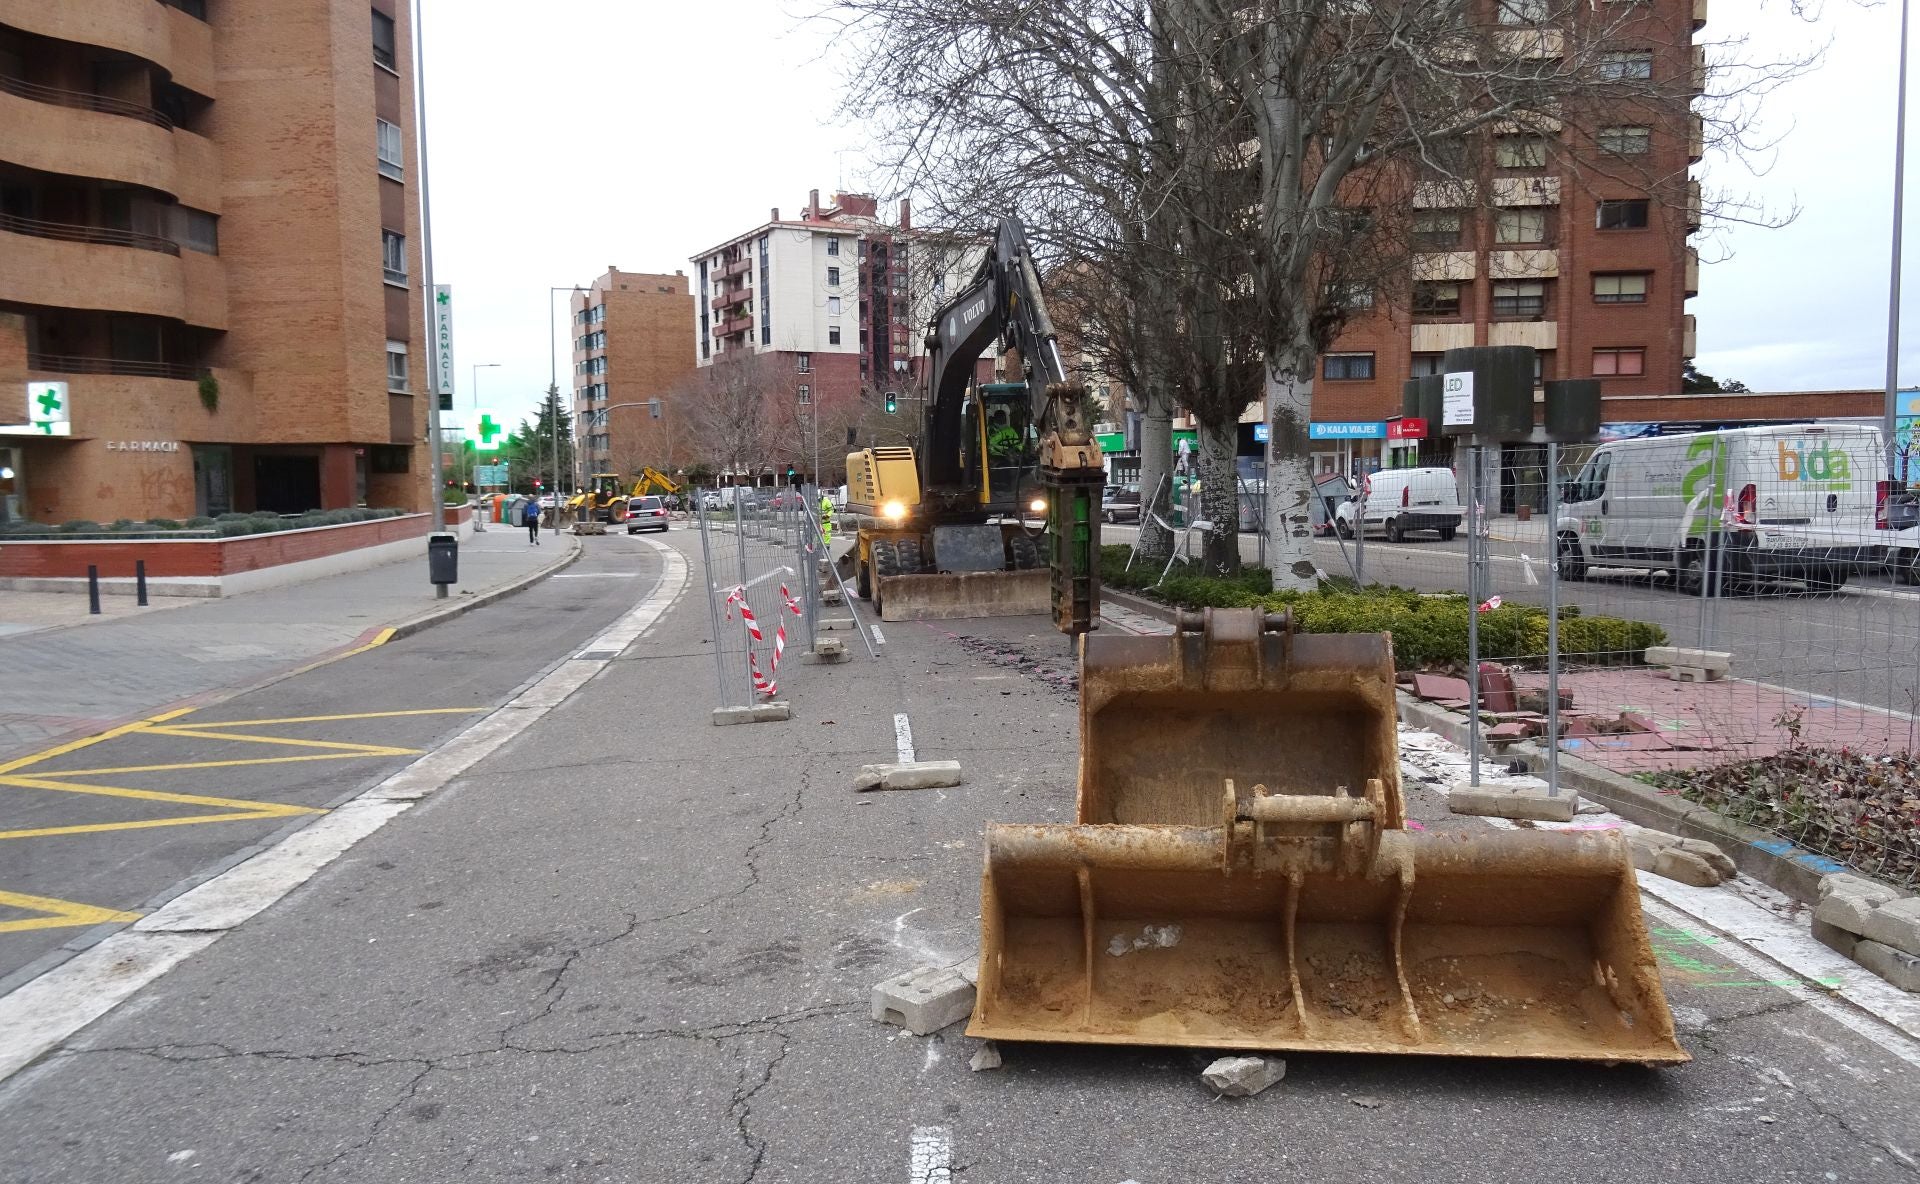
[[0, 0, 430, 523], [570, 269, 695, 478]]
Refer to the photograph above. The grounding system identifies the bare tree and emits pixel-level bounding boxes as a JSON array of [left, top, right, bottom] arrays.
[[682, 350, 784, 484]]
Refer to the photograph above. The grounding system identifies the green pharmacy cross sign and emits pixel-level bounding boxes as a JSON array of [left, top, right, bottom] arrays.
[[465, 408, 505, 453], [25, 381, 71, 436]]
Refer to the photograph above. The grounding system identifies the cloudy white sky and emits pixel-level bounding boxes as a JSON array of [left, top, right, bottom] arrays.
[[420, 0, 1911, 429]]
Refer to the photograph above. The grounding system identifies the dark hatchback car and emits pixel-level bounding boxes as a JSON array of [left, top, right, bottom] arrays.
[[1101, 485, 1142, 524], [625, 495, 670, 533]]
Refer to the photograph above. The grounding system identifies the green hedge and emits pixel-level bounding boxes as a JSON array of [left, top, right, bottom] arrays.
[[1, 508, 410, 541], [1100, 545, 1665, 669]]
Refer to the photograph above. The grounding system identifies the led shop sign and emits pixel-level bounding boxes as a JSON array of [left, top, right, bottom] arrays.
[[1308, 421, 1386, 440]]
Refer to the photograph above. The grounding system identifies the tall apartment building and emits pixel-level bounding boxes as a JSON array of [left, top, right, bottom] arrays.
[[570, 268, 695, 476], [1294, 0, 1704, 501], [0, 0, 428, 524]]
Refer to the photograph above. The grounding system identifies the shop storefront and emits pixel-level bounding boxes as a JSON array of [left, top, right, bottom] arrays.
[[1308, 420, 1386, 479]]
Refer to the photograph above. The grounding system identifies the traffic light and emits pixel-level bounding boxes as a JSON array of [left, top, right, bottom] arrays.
[[787, 467, 800, 487], [884, 391, 898, 414]]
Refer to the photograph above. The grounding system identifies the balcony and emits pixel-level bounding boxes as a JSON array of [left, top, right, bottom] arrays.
[[1493, 28, 1565, 60], [1489, 322, 1557, 350], [0, 0, 216, 101], [1689, 114, 1705, 162], [1686, 179, 1702, 232], [1412, 252, 1476, 282], [1491, 175, 1559, 207], [1694, 0, 1707, 30], [714, 287, 751, 312], [1489, 249, 1559, 279], [1, 216, 225, 328], [715, 315, 753, 337], [0, 211, 178, 255], [28, 352, 205, 381], [722, 258, 752, 279], [0, 73, 170, 129], [1682, 314, 1698, 359], [1412, 323, 1474, 353], [1692, 44, 1707, 94], [1685, 247, 1700, 297], [0, 82, 187, 201], [1412, 179, 1473, 209]]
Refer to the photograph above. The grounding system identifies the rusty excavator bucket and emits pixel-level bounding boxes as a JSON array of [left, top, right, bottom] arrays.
[[968, 609, 1687, 1065]]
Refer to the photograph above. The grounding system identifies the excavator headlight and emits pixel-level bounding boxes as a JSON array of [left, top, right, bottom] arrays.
[[1028, 497, 1047, 515], [882, 500, 907, 521]]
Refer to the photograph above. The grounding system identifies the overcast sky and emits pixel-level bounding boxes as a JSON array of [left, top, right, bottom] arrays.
[[420, 0, 1910, 429]]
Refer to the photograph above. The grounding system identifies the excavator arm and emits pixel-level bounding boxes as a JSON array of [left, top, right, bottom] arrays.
[[919, 216, 1105, 633]]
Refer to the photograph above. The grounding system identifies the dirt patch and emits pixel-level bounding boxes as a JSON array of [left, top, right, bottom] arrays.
[[950, 634, 1079, 699]]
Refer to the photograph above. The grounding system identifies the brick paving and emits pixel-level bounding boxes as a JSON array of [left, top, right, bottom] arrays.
[[0, 534, 575, 762]]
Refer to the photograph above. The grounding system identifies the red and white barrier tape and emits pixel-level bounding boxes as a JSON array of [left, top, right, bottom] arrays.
[[726, 582, 804, 699]]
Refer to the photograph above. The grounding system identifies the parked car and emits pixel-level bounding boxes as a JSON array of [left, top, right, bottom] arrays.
[[625, 495, 670, 533], [1334, 467, 1462, 542], [1101, 485, 1141, 524], [1557, 423, 1885, 592]]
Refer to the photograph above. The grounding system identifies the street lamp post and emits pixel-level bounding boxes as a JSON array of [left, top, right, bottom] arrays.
[[547, 285, 582, 496], [1889, 0, 1912, 482]]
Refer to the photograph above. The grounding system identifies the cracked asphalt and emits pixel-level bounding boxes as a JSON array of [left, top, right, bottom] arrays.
[[0, 530, 1916, 1182]]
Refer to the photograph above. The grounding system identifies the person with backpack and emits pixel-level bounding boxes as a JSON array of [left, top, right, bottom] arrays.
[[524, 496, 542, 545]]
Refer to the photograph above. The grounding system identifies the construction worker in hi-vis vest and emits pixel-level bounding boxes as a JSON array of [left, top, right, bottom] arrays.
[[819, 492, 835, 547]]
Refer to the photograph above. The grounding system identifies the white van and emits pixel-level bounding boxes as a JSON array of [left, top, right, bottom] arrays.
[[1334, 467, 1462, 542], [1556, 424, 1885, 592]]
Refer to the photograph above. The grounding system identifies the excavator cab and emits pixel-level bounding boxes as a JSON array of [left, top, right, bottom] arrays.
[[969, 609, 1686, 1065]]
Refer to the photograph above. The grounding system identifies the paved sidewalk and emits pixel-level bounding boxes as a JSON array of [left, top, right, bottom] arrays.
[[0, 531, 579, 761]]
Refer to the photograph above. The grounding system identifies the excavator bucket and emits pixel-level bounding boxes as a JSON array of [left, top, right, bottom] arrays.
[[968, 609, 1687, 1064]]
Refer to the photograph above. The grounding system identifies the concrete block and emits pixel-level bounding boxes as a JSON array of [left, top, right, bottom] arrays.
[[1652, 847, 1726, 888], [821, 588, 845, 605], [819, 616, 858, 632], [872, 965, 976, 1035], [1448, 783, 1577, 823], [1644, 646, 1732, 674], [1854, 940, 1920, 992], [1811, 918, 1861, 959], [1861, 898, 1920, 957], [1819, 873, 1901, 904], [802, 638, 849, 664], [854, 761, 965, 791], [1669, 666, 1720, 684], [1201, 1055, 1287, 1097], [1675, 837, 1738, 881], [711, 702, 792, 726], [750, 701, 792, 722], [1814, 892, 1883, 936]]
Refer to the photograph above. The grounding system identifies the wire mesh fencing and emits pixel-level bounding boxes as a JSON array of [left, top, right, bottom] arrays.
[[694, 487, 819, 708]]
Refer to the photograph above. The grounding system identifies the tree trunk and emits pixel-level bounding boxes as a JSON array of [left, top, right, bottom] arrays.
[[1263, 358, 1318, 591], [1197, 416, 1241, 575], [1135, 384, 1175, 560]]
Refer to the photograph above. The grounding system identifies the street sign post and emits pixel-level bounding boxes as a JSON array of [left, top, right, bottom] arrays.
[[433, 285, 455, 412], [474, 463, 509, 487]]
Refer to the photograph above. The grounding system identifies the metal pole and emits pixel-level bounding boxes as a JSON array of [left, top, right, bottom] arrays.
[[1466, 445, 1481, 787], [135, 558, 148, 607], [87, 564, 101, 615], [1889, 0, 1912, 480], [411, 0, 445, 533], [1545, 441, 1561, 796], [1353, 480, 1366, 585]]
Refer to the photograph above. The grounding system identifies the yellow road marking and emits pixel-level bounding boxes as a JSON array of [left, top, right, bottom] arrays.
[[0, 774, 321, 818], [194, 707, 484, 728], [140, 727, 419, 757], [0, 811, 297, 842], [25, 753, 380, 779], [0, 708, 195, 778], [0, 889, 140, 934]]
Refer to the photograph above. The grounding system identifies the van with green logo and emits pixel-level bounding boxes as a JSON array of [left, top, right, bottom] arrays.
[[1556, 424, 1885, 593]]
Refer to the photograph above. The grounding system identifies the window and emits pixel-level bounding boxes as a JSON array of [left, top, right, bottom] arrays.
[[372, 10, 397, 71], [377, 118, 404, 179], [826, 266, 841, 287], [1593, 273, 1650, 304], [1598, 126, 1651, 156], [1412, 282, 1461, 317], [1410, 352, 1445, 377], [174, 207, 218, 254], [828, 296, 842, 316], [1596, 199, 1650, 229], [1495, 208, 1549, 244], [1497, 0, 1549, 23], [826, 237, 840, 256], [796, 353, 811, 373], [1323, 353, 1375, 380], [1592, 347, 1646, 376], [828, 326, 842, 345], [381, 229, 407, 285], [385, 341, 408, 392], [1599, 51, 1654, 81], [798, 384, 811, 405], [1412, 209, 1461, 250], [1574, 452, 1611, 501], [1327, 281, 1373, 311], [1492, 281, 1546, 318], [1495, 136, 1548, 169]]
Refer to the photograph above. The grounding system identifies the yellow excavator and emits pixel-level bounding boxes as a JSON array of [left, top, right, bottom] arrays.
[[845, 216, 1103, 629], [566, 467, 682, 524]]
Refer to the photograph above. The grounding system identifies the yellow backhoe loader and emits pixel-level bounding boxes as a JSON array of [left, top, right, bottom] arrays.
[[968, 608, 1687, 1065], [567, 467, 682, 524]]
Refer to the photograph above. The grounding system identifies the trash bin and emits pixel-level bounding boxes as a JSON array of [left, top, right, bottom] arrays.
[[427, 531, 458, 586]]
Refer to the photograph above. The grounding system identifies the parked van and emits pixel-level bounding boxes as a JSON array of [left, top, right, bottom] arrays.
[[1333, 467, 1462, 542], [1556, 424, 1885, 592]]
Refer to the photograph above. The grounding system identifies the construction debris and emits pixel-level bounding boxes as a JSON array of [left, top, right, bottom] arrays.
[[1448, 782, 1578, 823], [1811, 872, 1920, 992], [853, 761, 965, 791], [968, 1042, 1003, 1072], [873, 965, 977, 1035], [1200, 1056, 1286, 1097], [1622, 825, 1737, 887]]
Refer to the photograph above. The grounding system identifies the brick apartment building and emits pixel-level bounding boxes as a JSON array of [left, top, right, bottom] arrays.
[[0, 0, 429, 525], [1266, 0, 1707, 501], [571, 268, 695, 478]]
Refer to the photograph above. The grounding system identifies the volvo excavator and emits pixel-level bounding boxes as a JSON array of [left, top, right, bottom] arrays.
[[879, 217, 1686, 1064], [844, 216, 1104, 632]]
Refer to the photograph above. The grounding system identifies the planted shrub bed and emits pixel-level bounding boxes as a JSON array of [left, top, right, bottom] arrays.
[[1100, 545, 1666, 669], [0, 508, 409, 541]]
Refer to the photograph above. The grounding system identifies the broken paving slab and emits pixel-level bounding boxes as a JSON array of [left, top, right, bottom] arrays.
[[853, 761, 964, 791], [1201, 1055, 1286, 1097], [1448, 782, 1577, 823]]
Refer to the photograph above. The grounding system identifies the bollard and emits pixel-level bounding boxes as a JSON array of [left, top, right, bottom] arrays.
[[136, 558, 149, 606], [87, 564, 102, 614]]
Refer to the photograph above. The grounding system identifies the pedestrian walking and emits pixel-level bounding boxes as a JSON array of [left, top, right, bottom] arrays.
[[524, 497, 542, 545]]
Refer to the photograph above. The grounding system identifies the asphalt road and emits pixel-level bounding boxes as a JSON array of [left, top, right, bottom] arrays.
[[0, 533, 665, 985], [0, 530, 1915, 1183], [1107, 523, 1920, 715]]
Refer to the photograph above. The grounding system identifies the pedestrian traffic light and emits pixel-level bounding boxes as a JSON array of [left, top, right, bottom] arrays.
[[787, 466, 799, 487], [884, 391, 898, 414]]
